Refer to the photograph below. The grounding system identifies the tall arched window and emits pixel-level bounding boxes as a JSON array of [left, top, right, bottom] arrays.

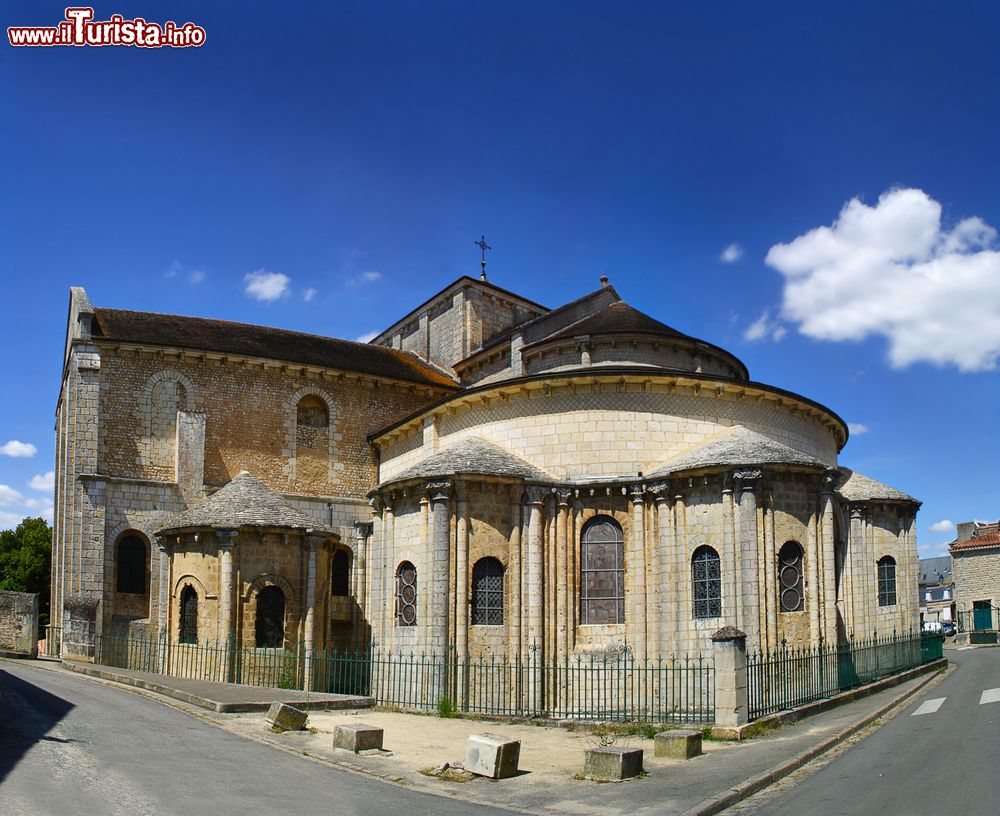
[[331, 549, 351, 597], [295, 395, 329, 484], [778, 541, 804, 612], [471, 557, 505, 625], [877, 556, 897, 607], [580, 516, 625, 625], [179, 586, 198, 644], [692, 546, 722, 619], [116, 534, 148, 595], [396, 562, 417, 626], [255, 586, 286, 648]]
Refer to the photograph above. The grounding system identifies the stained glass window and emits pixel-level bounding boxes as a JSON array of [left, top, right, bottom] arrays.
[[472, 557, 504, 625], [580, 517, 625, 625], [396, 562, 417, 626], [692, 546, 722, 619]]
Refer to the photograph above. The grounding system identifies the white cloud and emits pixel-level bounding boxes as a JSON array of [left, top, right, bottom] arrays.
[[244, 269, 291, 302], [847, 423, 870, 435], [167, 261, 206, 285], [0, 485, 26, 506], [929, 519, 956, 534], [302, 287, 317, 302], [347, 270, 382, 287], [766, 187, 1000, 372], [189, 269, 206, 285], [720, 243, 744, 263], [28, 471, 54, 492], [0, 510, 23, 530], [354, 330, 378, 343], [743, 311, 787, 342], [0, 440, 37, 458]]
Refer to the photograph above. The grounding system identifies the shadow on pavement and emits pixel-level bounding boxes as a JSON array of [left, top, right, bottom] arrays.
[[0, 667, 76, 783]]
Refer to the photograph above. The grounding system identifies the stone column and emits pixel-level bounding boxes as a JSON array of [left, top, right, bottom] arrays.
[[712, 626, 749, 728], [303, 535, 320, 691], [217, 529, 237, 683], [808, 503, 821, 643], [556, 490, 571, 662], [629, 485, 647, 657], [820, 478, 837, 642], [546, 493, 557, 663], [847, 503, 866, 637], [650, 483, 671, 658], [509, 489, 523, 663], [735, 471, 761, 650], [383, 497, 396, 649], [455, 483, 470, 707], [763, 489, 778, 653], [156, 536, 170, 673], [673, 490, 687, 653], [721, 477, 737, 629], [352, 522, 370, 618], [525, 486, 547, 713], [367, 496, 383, 645], [427, 481, 453, 658]]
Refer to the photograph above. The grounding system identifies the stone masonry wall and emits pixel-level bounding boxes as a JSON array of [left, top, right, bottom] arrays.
[[0, 591, 39, 656], [952, 549, 1000, 616]]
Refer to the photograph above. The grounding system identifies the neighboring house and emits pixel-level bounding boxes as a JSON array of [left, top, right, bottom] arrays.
[[950, 520, 1000, 637], [918, 555, 954, 625], [52, 272, 921, 672]]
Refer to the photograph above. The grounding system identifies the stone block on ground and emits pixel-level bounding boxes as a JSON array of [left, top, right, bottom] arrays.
[[333, 723, 384, 753], [266, 702, 308, 731], [583, 746, 643, 781], [464, 733, 521, 779], [654, 729, 702, 759]]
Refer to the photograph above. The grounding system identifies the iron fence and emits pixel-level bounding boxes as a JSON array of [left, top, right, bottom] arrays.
[[956, 606, 1000, 633], [747, 631, 943, 721]]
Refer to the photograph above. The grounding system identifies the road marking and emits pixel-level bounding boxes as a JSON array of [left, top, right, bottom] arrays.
[[911, 697, 946, 716], [979, 688, 1000, 705]]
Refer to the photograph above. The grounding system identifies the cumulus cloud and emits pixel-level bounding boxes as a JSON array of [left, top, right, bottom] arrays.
[[0, 440, 36, 458], [167, 261, 206, 285], [347, 270, 382, 287], [244, 269, 291, 302], [929, 519, 956, 533], [28, 471, 54, 492], [0, 485, 26, 506], [743, 311, 787, 342], [302, 287, 317, 302], [766, 187, 1000, 371], [847, 423, 870, 435], [354, 330, 378, 343], [720, 243, 744, 263]]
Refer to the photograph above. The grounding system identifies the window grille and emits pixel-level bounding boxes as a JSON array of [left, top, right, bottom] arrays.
[[877, 556, 897, 607], [692, 546, 722, 619], [179, 586, 198, 644], [396, 562, 417, 626], [116, 534, 147, 595], [331, 549, 350, 597], [255, 586, 285, 648], [778, 541, 804, 612], [471, 557, 504, 625], [580, 517, 625, 625]]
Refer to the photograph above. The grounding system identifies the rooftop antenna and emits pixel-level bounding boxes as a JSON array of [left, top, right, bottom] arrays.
[[474, 234, 492, 282]]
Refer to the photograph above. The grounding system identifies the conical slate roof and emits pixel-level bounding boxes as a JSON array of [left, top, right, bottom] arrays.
[[157, 471, 333, 534], [834, 467, 917, 503], [382, 437, 550, 485], [646, 425, 826, 478], [541, 301, 692, 344]]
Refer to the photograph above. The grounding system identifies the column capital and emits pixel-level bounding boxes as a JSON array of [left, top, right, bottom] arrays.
[[216, 529, 238, 549], [821, 469, 837, 495], [629, 484, 647, 505], [557, 488, 574, 507], [647, 481, 671, 501], [733, 468, 762, 485], [524, 484, 549, 506], [425, 479, 453, 503], [368, 493, 385, 515], [353, 520, 373, 538], [849, 501, 867, 519]]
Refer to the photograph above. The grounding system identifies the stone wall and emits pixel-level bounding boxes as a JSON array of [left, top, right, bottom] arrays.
[[0, 591, 39, 657], [953, 548, 1000, 614]]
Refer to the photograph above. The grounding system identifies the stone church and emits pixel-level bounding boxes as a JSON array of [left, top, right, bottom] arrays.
[[51, 272, 920, 669]]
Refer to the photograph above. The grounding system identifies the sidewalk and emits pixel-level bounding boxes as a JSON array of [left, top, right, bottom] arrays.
[[16, 656, 945, 816]]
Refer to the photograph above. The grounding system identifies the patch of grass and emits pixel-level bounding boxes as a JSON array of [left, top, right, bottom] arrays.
[[307, 726, 320, 734], [419, 766, 475, 783], [436, 696, 457, 718], [270, 725, 285, 734]]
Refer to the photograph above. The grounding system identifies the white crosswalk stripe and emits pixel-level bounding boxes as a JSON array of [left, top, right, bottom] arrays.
[[911, 697, 946, 716], [979, 688, 1000, 705]]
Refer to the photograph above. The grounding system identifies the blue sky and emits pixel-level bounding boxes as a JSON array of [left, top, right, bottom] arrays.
[[2, 2, 999, 556]]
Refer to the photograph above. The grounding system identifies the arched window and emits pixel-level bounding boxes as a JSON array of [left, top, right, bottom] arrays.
[[877, 556, 897, 607], [778, 541, 804, 612], [116, 534, 148, 595], [179, 586, 198, 644], [396, 561, 417, 626], [580, 516, 625, 625], [255, 586, 286, 648], [692, 546, 722, 619], [331, 549, 351, 597], [295, 395, 329, 484], [471, 557, 505, 625]]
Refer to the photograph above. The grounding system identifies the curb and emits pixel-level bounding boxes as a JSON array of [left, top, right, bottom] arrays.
[[680, 662, 948, 816]]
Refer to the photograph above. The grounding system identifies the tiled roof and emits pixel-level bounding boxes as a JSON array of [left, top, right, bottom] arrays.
[[834, 468, 917, 503], [645, 426, 826, 478], [381, 437, 550, 485], [951, 529, 1000, 552], [157, 471, 333, 534], [93, 308, 459, 388]]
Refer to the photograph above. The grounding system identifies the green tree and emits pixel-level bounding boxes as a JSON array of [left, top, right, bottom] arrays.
[[0, 517, 52, 627]]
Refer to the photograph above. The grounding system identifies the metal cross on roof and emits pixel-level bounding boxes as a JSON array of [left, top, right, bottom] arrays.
[[474, 234, 491, 281]]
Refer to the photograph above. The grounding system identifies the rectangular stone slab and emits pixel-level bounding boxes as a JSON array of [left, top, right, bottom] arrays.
[[333, 723, 384, 753], [584, 746, 643, 781], [464, 733, 521, 779], [654, 729, 702, 759], [266, 702, 308, 731]]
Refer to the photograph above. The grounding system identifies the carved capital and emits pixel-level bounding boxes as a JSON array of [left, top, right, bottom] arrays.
[[353, 520, 373, 539], [425, 479, 453, 503], [628, 484, 647, 505], [557, 488, 574, 507], [524, 484, 549, 506], [368, 494, 384, 516], [216, 529, 238, 550], [647, 480, 671, 501], [733, 468, 762, 483], [849, 501, 867, 520]]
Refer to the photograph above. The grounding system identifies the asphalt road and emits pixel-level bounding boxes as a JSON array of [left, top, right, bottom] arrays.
[[726, 647, 1000, 816], [0, 662, 517, 816]]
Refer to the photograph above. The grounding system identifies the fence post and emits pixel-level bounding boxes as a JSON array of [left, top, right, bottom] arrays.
[[712, 626, 748, 727]]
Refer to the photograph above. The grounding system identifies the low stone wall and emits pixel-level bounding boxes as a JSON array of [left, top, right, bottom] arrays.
[[0, 591, 39, 657]]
